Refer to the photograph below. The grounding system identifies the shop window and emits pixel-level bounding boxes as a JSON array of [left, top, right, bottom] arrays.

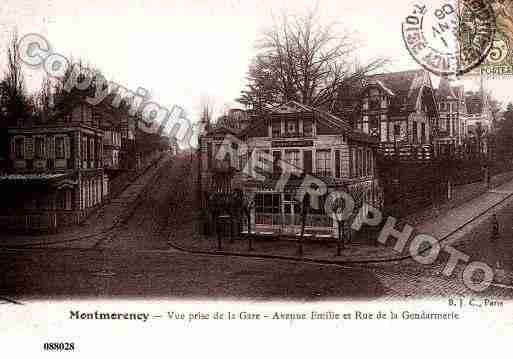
[[284, 150, 300, 169], [315, 150, 331, 177], [255, 193, 281, 214]]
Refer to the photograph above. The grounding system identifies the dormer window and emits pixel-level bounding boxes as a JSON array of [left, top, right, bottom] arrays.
[[286, 119, 297, 136], [303, 119, 313, 137]]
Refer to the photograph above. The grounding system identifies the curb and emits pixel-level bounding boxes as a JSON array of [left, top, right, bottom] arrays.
[[167, 190, 513, 266]]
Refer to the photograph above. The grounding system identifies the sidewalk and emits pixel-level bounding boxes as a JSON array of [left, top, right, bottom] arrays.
[[0, 154, 172, 248], [170, 173, 513, 264]]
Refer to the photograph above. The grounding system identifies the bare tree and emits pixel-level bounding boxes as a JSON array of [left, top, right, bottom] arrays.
[[238, 7, 387, 111], [0, 31, 33, 123], [0, 31, 34, 169]]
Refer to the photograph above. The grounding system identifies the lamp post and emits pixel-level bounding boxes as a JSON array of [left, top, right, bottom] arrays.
[[334, 204, 346, 256]]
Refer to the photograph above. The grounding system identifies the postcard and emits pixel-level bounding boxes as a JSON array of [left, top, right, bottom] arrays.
[[1, 1, 513, 357]]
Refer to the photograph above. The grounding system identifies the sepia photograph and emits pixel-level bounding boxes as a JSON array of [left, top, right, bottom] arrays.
[[1, 0, 513, 357]]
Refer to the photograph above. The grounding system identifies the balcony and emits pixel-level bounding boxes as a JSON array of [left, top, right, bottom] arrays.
[[378, 143, 435, 161]]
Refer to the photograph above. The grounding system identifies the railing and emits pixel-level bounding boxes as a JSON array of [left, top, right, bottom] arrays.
[[0, 210, 80, 232], [379, 143, 434, 161], [255, 213, 333, 230]]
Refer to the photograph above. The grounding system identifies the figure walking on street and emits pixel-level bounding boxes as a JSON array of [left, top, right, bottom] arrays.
[[491, 214, 499, 240]]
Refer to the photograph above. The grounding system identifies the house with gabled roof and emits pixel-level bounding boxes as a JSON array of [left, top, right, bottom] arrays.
[[199, 100, 382, 239], [434, 76, 468, 155], [336, 69, 440, 159]]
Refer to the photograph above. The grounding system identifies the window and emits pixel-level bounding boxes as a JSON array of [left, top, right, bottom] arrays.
[[363, 148, 367, 176], [272, 151, 281, 176], [284, 150, 300, 169], [256, 149, 272, 174], [255, 193, 281, 214], [285, 119, 297, 136], [55, 137, 65, 159], [35, 137, 45, 159], [421, 123, 426, 143], [272, 121, 281, 137], [412, 121, 418, 143], [303, 119, 313, 136], [358, 148, 363, 177], [369, 115, 379, 137], [335, 150, 341, 178], [57, 190, 69, 210], [394, 123, 400, 137], [350, 147, 356, 178], [367, 149, 373, 176], [81, 137, 88, 165], [315, 150, 331, 177], [15, 137, 24, 159], [89, 138, 95, 162]]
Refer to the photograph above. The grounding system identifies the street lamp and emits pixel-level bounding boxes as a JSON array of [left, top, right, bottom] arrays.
[[334, 206, 345, 256]]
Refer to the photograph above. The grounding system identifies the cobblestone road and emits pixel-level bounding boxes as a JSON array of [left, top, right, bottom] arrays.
[[1, 155, 513, 301]]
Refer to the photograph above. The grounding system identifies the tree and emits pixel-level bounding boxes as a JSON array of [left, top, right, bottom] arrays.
[[0, 31, 35, 123], [237, 7, 387, 112], [0, 31, 34, 169], [493, 102, 513, 169]]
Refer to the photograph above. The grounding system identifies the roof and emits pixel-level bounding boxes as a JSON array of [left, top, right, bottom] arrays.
[[337, 69, 429, 118], [365, 69, 427, 109], [348, 130, 380, 144], [437, 76, 457, 99]]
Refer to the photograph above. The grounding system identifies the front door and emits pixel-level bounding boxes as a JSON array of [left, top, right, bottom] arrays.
[[283, 193, 301, 234], [303, 150, 312, 174]]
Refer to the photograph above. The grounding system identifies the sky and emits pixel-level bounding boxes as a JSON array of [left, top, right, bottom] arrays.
[[0, 0, 511, 126]]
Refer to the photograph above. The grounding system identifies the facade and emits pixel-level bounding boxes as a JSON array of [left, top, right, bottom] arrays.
[[200, 101, 382, 238], [337, 69, 440, 159], [463, 91, 494, 155], [95, 106, 123, 170], [434, 77, 468, 155], [434, 78, 494, 156], [0, 100, 107, 232]]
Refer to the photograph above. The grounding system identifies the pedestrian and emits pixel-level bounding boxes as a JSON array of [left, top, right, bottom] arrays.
[[491, 214, 499, 240]]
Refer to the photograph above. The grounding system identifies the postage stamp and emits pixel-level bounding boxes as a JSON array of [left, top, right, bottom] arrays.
[[478, 0, 513, 76], [402, 0, 496, 76]]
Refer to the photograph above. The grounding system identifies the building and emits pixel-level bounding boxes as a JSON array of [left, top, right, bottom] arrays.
[[463, 91, 494, 155], [0, 99, 108, 232], [434, 77, 467, 155], [200, 101, 382, 238], [94, 105, 123, 171], [337, 69, 440, 160]]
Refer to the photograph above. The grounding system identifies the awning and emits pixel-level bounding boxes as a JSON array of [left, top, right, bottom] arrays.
[[0, 173, 71, 185], [253, 175, 339, 192]]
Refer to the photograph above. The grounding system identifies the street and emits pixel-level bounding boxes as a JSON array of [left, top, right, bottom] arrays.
[[1, 156, 513, 302]]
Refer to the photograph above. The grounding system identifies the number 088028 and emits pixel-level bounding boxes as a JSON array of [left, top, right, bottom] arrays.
[[43, 342, 76, 351]]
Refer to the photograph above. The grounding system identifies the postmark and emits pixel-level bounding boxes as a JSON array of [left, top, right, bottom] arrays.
[[402, 0, 496, 76]]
